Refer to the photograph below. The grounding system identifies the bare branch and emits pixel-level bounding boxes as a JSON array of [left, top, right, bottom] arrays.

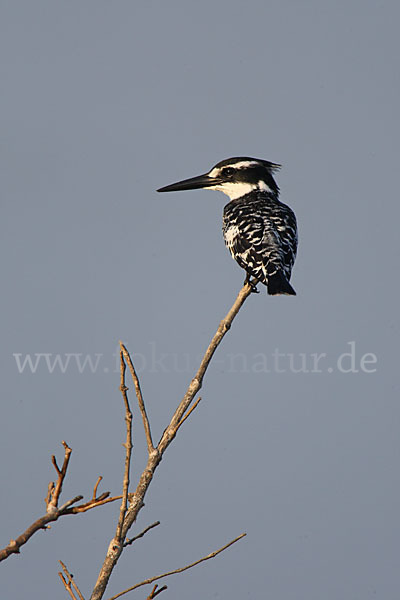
[[115, 349, 134, 544], [65, 497, 118, 513], [124, 521, 160, 548], [146, 584, 167, 599], [107, 533, 246, 600], [173, 396, 201, 434], [48, 441, 72, 510], [59, 572, 78, 600], [45, 481, 55, 506], [59, 560, 85, 600], [159, 281, 255, 450], [120, 342, 154, 453], [52, 455, 62, 476], [65, 494, 122, 515], [86, 347, 138, 596], [90, 282, 254, 600], [63, 476, 122, 514], [59, 495, 84, 512], [0, 443, 120, 562], [93, 476, 103, 499]]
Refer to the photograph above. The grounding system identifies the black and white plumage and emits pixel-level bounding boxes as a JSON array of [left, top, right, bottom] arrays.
[[157, 156, 298, 295]]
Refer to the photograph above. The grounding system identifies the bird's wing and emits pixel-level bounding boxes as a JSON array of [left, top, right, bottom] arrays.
[[270, 204, 298, 276], [223, 215, 267, 281]]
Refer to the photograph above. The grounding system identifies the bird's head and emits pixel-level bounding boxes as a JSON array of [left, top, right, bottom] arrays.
[[157, 157, 281, 200]]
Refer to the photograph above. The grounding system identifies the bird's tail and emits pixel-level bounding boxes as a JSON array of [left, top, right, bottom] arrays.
[[267, 271, 296, 296]]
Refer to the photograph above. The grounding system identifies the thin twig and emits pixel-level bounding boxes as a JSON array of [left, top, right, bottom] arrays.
[[48, 441, 72, 510], [160, 280, 256, 443], [45, 481, 55, 506], [120, 343, 154, 453], [115, 350, 134, 544], [146, 584, 167, 599], [173, 396, 202, 433], [59, 572, 77, 600], [93, 476, 103, 499], [59, 560, 85, 600], [107, 533, 246, 600], [63, 494, 122, 514], [124, 521, 160, 548], [59, 495, 84, 512], [86, 349, 137, 595]]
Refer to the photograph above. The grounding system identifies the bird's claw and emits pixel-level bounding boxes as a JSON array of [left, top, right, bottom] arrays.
[[250, 282, 260, 294], [244, 275, 259, 293]]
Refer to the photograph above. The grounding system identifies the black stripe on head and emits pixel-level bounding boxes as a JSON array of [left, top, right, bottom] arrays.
[[214, 157, 281, 173]]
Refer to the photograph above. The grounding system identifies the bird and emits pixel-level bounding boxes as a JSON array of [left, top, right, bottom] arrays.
[[157, 156, 298, 295]]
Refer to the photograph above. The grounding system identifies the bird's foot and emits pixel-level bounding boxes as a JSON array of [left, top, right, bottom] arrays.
[[244, 274, 260, 293], [250, 281, 260, 294]]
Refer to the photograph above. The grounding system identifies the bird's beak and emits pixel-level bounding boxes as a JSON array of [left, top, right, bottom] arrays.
[[157, 173, 219, 193]]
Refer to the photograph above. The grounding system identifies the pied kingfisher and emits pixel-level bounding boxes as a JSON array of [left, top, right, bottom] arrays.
[[157, 157, 298, 295]]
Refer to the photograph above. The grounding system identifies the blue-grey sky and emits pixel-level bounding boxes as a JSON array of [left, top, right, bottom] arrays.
[[1, 1, 399, 599]]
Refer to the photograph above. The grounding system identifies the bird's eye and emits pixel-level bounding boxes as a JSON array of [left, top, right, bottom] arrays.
[[222, 167, 234, 177]]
